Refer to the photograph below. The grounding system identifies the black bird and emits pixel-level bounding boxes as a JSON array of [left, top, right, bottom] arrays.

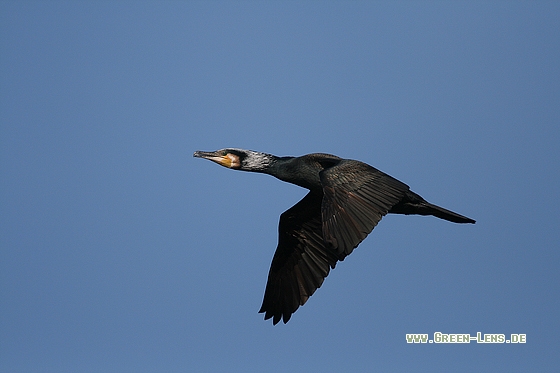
[[194, 148, 475, 325]]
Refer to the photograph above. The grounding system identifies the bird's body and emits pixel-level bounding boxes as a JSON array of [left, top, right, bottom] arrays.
[[194, 148, 475, 324]]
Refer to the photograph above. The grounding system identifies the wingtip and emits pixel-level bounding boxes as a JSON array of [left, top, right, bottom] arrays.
[[259, 308, 291, 325]]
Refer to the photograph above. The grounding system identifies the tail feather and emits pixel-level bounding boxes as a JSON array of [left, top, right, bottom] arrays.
[[422, 202, 476, 224], [388, 190, 476, 224]]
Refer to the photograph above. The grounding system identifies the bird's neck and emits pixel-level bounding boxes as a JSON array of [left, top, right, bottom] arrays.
[[265, 156, 323, 190], [239, 152, 284, 173]]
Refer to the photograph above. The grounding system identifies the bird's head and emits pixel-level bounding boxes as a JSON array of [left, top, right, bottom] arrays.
[[193, 148, 275, 172], [193, 148, 243, 169]]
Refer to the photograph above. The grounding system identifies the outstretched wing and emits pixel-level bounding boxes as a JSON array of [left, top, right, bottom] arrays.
[[320, 160, 409, 256], [259, 191, 342, 325]]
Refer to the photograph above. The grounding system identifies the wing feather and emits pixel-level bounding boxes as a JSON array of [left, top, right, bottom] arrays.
[[259, 191, 341, 325], [320, 160, 409, 255]]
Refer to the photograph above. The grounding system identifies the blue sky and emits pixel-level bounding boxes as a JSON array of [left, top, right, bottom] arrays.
[[1, 1, 559, 372]]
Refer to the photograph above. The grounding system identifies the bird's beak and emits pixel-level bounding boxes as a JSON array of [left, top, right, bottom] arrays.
[[193, 150, 237, 168]]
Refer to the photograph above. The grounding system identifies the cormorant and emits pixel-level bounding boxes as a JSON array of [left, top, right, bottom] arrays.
[[193, 148, 475, 325]]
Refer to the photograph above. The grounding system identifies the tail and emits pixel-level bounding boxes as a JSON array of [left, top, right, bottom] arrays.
[[389, 190, 476, 224], [420, 202, 475, 224]]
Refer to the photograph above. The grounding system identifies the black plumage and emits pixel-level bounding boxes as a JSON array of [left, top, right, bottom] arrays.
[[193, 148, 475, 324]]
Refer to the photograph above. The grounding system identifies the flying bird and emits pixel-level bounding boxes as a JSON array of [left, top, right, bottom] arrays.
[[194, 148, 475, 325]]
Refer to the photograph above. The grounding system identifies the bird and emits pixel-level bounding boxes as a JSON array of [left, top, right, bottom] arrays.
[[193, 148, 475, 325]]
